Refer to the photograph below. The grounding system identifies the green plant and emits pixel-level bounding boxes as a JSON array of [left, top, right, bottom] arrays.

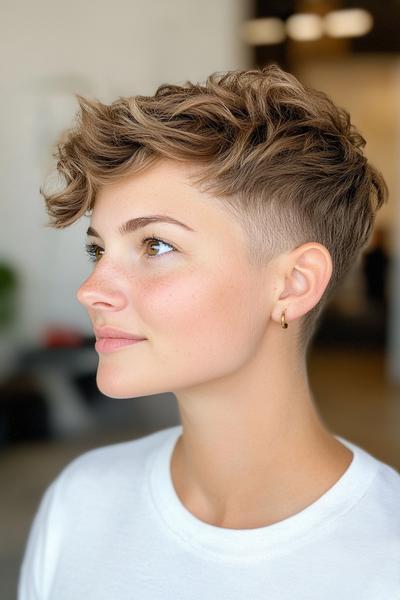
[[0, 262, 18, 330]]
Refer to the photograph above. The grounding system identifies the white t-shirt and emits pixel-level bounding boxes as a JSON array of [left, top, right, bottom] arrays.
[[18, 424, 400, 599]]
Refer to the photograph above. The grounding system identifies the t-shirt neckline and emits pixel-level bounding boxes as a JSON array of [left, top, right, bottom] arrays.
[[147, 424, 379, 560]]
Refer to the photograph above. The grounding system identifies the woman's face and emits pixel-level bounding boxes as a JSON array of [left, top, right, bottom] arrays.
[[76, 159, 274, 398]]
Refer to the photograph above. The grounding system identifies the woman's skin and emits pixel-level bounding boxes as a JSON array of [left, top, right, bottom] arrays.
[[77, 158, 353, 530]]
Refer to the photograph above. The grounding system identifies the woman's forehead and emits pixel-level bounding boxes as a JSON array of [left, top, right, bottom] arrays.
[[90, 161, 244, 235]]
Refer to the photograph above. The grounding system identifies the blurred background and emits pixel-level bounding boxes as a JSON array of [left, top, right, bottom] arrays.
[[1, 0, 400, 597]]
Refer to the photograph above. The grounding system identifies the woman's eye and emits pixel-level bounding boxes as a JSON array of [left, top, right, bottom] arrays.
[[85, 243, 104, 262], [84, 237, 176, 263], [143, 237, 176, 259]]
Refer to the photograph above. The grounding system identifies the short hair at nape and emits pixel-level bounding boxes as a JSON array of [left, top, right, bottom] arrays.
[[42, 64, 388, 356]]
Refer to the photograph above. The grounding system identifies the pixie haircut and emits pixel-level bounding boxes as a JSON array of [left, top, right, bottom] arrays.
[[42, 64, 388, 356]]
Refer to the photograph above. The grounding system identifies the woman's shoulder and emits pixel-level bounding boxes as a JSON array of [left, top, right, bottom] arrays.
[[367, 458, 400, 514], [56, 424, 178, 487], [39, 424, 179, 513], [18, 426, 181, 598], [347, 446, 400, 538]]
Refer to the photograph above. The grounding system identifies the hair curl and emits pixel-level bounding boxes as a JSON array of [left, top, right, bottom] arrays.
[[42, 64, 388, 355]]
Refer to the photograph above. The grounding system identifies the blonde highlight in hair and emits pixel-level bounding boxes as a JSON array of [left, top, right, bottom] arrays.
[[42, 64, 388, 355]]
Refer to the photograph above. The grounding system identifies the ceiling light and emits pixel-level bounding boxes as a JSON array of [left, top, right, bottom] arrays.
[[240, 18, 286, 45], [286, 13, 324, 41], [324, 8, 373, 38]]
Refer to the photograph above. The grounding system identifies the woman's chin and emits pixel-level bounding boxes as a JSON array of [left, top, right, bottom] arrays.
[[95, 370, 160, 399], [95, 372, 135, 399]]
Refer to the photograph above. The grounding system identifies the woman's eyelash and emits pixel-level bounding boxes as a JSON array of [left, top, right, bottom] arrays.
[[84, 243, 104, 262], [84, 236, 177, 263]]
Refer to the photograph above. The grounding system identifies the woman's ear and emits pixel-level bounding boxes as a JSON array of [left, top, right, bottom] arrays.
[[271, 242, 333, 325]]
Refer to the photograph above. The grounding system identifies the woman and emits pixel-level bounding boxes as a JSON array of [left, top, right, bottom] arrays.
[[18, 64, 399, 599]]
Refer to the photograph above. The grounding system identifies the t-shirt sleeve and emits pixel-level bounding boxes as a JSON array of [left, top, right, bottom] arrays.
[[17, 477, 63, 600]]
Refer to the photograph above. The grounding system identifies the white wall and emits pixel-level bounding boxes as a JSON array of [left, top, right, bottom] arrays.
[[0, 0, 251, 358]]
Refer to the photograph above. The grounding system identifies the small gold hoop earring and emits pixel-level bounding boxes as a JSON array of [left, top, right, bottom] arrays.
[[281, 310, 288, 329]]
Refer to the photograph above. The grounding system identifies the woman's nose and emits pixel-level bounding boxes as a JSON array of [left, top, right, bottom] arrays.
[[76, 274, 127, 311]]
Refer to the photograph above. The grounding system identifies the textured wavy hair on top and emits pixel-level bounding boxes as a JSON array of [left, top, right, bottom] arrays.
[[42, 63, 388, 356]]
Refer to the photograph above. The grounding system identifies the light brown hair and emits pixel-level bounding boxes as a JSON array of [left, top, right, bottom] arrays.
[[42, 64, 388, 355]]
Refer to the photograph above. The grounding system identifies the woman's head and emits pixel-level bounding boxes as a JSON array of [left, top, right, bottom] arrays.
[[43, 64, 388, 366], [75, 159, 296, 398]]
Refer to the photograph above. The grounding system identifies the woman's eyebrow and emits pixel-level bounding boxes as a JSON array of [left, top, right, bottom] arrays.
[[86, 215, 196, 238]]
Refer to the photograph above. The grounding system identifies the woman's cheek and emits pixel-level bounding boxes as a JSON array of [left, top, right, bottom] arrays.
[[138, 268, 253, 355], [138, 270, 216, 331]]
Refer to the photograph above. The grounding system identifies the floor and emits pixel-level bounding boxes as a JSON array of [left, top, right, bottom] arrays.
[[1, 346, 399, 599]]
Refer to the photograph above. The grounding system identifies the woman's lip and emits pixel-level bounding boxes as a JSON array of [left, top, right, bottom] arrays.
[[95, 338, 146, 353], [93, 326, 146, 340]]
